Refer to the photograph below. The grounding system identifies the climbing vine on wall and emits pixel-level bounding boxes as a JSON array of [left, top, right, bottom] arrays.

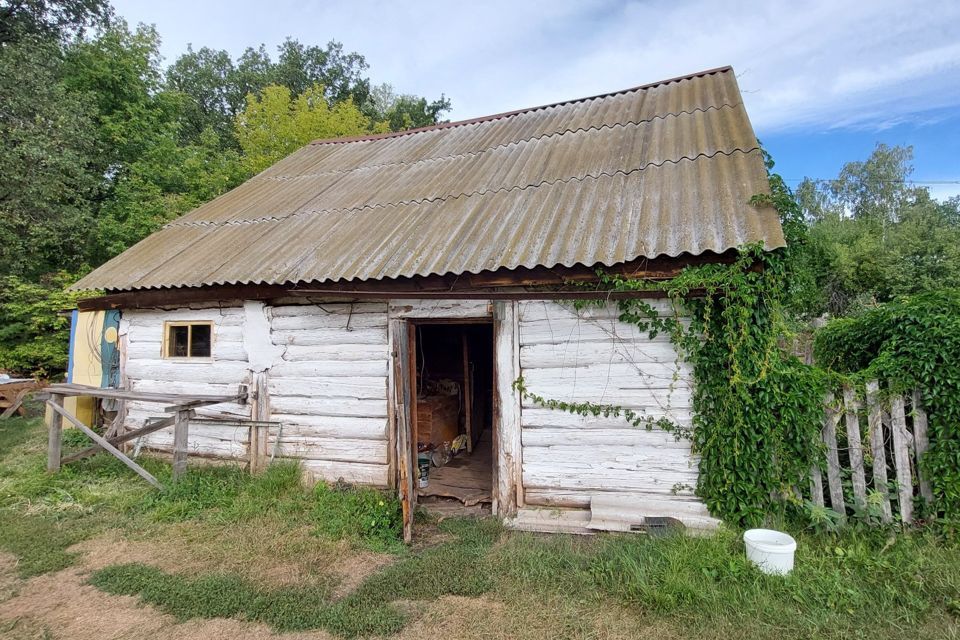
[[517, 157, 829, 527]]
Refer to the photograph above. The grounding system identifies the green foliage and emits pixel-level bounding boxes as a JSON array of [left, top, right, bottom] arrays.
[[312, 482, 402, 551], [235, 83, 379, 174], [814, 290, 960, 517], [0, 38, 100, 278], [0, 0, 110, 45], [0, 272, 84, 377], [799, 144, 960, 315]]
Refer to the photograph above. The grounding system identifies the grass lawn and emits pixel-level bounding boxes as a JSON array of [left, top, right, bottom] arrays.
[[0, 415, 958, 639]]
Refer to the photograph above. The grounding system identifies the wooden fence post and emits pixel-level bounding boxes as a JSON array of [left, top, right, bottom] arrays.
[[843, 384, 867, 509], [172, 409, 191, 481], [47, 393, 64, 473], [866, 380, 892, 523], [911, 389, 934, 505], [889, 388, 914, 524], [822, 393, 846, 521]]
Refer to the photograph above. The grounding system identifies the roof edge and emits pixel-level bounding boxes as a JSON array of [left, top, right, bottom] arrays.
[[309, 65, 735, 147]]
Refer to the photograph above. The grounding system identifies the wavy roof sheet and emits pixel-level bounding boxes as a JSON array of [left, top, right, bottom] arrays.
[[73, 66, 784, 292]]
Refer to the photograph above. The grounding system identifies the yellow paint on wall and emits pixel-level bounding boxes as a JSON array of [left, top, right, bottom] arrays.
[[45, 310, 104, 427]]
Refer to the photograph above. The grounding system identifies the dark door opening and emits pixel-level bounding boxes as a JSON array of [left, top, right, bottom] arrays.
[[412, 322, 494, 507]]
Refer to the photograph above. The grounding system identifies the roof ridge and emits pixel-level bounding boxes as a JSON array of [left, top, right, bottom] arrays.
[[168, 146, 760, 230], [309, 65, 735, 147]]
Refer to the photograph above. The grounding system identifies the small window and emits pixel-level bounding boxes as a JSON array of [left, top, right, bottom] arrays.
[[163, 322, 212, 359]]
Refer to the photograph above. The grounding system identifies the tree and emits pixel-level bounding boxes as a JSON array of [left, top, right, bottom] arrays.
[[0, 38, 99, 277], [364, 83, 451, 131], [0, 0, 110, 45], [800, 144, 960, 315], [235, 83, 380, 174]]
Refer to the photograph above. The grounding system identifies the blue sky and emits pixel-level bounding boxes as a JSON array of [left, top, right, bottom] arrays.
[[113, 0, 960, 199]]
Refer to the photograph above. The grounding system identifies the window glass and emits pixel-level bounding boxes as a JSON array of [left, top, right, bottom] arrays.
[[169, 325, 189, 357], [191, 324, 211, 357]]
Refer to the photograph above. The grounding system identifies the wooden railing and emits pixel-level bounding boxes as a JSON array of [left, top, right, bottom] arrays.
[[809, 381, 931, 524], [43, 383, 249, 487]]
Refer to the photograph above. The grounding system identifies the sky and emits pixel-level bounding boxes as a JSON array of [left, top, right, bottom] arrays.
[[113, 0, 960, 199]]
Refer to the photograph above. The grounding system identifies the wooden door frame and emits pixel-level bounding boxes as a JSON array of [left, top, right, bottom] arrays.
[[390, 309, 520, 529]]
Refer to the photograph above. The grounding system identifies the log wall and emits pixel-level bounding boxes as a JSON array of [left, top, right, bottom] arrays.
[[515, 300, 706, 519], [121, 301, 391, 484]]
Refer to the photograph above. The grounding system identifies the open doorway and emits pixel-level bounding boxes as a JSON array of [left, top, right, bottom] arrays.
[[412, 322, 494, 507]]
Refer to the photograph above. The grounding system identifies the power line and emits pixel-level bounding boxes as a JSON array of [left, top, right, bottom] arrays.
[[781, 178, 960, 185]]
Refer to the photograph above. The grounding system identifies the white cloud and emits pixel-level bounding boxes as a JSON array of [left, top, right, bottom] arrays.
[[113, 0, 960, 134]]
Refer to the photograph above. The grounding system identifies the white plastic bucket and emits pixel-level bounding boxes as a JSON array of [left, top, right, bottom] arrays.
[[744, 529, 797, 575]]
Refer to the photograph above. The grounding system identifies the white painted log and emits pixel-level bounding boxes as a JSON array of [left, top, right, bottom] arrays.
[[270, 437, 387, 464], [300, 460, 388, 486], [127, 340, 249, 361], [389, 299, 492, 319], [124, 307, 244, 326], [271, 327, 387, 346], [269, 396, 388, 418], [508, 507, 594, 535], [521, 387, 693, 410], [519, 317, 680, 346], [270, 312, 387, 331], [524, 486, 700, 508], [129, 379, 244, 397], [522, 364, 693, 389], [520, 341, 681, 369], [268, 416, 387, 440], [281, 344, 390, 363], [521, 427, 693, 449], [521, 407, 692, 430], [268, 376, 387, 400], [518, 299, 678, 322], [269, 360, 388, 379], [523, 463, 697, 492], [128, 323, 244, 346], [271, 302, 387, 318], [126, 360, 251, 384]]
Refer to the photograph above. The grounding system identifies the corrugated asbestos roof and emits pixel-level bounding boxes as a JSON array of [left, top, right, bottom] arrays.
[[73, 66, 785, 292]]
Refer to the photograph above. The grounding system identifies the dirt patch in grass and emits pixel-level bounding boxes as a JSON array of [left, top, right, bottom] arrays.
[[0, 552, 21, 604], [0, 565, 335, 640], [72, 519, 391, 594]]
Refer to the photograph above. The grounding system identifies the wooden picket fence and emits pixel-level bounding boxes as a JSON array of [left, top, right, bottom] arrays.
[[809, 381, 932, 524]]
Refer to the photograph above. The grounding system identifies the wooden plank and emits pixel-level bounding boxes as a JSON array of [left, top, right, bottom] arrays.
[[822, 393, 846, 521], [62, 415, 176, 464], [865, 380, 892, 523], [911, 389, 933, 505], [46, 383, 241, 404], [889, 388, 914, 524], [47, 400, 162, 489], [47, 393, 64, 472], [250, 371, 270, 474], [391, 319, 415, 543], [172, 409, 191, 481], [494, 300, 523, 516], [1, 387, 34, 418], [843, 384, 867, 508], [809, 465, 825, 507]]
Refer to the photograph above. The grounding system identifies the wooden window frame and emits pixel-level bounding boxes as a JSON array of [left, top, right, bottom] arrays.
[[161, 321, 214, 360]]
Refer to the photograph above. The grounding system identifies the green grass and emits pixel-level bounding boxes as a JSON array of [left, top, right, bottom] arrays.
[[3, 416, 960, 639]]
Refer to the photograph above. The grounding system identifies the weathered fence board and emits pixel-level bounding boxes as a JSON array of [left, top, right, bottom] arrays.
[[811, 380, 930, 526]]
